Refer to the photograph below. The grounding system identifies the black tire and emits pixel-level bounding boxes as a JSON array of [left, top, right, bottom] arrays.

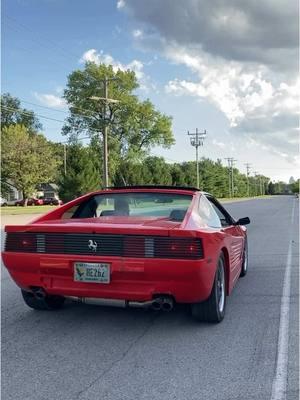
[[21, 289, 65, 310], [191, 254, 226, 323], [240, 237, 248, 277]]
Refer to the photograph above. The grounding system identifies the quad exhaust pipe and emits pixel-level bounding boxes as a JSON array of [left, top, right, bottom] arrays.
[[30, 287, 174, 311]]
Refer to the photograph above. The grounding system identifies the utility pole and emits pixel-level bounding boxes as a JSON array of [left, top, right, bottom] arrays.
[[244, 163, 251, 196], [231, 159, 237, 196], [259, 176, 263, 195], [224, 158, 237, 197], [60, 136, 90, 177], [253, 171, 259, 196], [103, 77, 109, 189], [90, 77, 119, 188], [188, 129, 207, 188], [63, 144, 67, 175], [225, 158, 232, 198]]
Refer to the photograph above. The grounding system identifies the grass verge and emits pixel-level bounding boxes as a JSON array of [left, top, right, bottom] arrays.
[[0, 205, 58, 215]]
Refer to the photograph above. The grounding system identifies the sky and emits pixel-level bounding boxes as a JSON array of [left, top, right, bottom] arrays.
[[2, 0, 299, 182]]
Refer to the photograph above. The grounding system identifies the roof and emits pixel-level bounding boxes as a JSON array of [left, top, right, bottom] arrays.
[[105, 185, 201, 192], [37, 183, 59, 191]]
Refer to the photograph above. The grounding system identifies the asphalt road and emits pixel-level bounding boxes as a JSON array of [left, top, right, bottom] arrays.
[[1, 196, 299, 400]]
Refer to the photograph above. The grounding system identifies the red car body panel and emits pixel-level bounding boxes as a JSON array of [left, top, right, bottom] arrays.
[[3, 188, 247, 304]]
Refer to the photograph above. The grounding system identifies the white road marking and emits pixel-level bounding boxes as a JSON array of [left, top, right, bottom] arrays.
[[270, 200, 296, 400]]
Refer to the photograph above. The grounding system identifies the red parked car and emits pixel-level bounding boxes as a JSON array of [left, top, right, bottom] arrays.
[[35, 198, 44, 205], [3, 186, 250, 323]]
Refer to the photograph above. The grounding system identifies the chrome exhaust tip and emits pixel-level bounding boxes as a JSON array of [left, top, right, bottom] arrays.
[[32, 288, 46, 300], [161, 298, 174, 312], [150, 299, 162, 311]]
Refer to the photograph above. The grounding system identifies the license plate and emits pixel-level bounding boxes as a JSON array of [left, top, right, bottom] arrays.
[[74, 262, 110, 283]]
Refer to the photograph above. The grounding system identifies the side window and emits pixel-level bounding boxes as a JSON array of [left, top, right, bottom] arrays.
[[198, 195, 221, 228], [207, 197, 233, 227], [61, 205, 79, 219]]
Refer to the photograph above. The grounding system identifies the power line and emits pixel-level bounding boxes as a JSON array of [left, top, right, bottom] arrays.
[[4, 15, 101, 85], [1, 105, 101, 136], [18, 98, 107, 124], [4, 15, 79, 63]]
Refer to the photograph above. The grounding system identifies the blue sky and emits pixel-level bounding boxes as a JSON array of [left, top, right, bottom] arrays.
[[2, 0, 299, 181]]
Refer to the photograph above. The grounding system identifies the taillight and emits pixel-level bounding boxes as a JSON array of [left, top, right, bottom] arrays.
[[21, 239, 34, 248], [154, 238, 203, 259], [124, 236, 145, 257], [5, 233, 37, 252]]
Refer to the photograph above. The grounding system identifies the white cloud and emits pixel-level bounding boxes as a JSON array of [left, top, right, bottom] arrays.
[[132, 29, 143, 39], [211, 139, 226, 149], [163, 45, 299, 161], [34, 92, 67, 109], [80, 49, 154, 91], [116, 0, 125, 10], [164, 46, 281, 127]]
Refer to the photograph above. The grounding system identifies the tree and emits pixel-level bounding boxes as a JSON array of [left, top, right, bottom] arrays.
[[1, 125, 58, 202], [268, 181, 275, 195], [1, 93, 42, 133], [58, 144, 100, 202], [290, 179, 299, 194], [62, 62, 174, 183]]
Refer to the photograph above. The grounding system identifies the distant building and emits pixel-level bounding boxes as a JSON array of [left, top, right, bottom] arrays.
[[36, 183, 60, 199], [1, 181, 23, 203]]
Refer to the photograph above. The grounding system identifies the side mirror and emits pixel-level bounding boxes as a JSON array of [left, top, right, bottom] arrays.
[[234, 217, 250, 226]]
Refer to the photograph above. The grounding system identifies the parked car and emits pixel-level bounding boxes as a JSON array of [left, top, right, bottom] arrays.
[[3, 185, 250, 323], [0, 197, 8, 207], [34, 198, 44, 205], [42, 197, 63, 206], [14, 198, 36, 206]]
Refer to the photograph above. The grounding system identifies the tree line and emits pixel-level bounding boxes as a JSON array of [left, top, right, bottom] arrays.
[[1, 62, 298, 203]]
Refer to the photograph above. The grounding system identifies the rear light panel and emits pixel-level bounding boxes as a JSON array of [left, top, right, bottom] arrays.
[[153, 237, 203, 259], [5, 233, 204, 259], [5, 233, 37, 253]]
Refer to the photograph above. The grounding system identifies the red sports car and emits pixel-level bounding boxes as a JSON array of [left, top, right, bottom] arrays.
[[3, 186, 250, 323]]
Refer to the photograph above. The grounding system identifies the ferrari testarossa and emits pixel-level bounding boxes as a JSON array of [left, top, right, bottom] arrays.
[[3, 186, 250, 323]]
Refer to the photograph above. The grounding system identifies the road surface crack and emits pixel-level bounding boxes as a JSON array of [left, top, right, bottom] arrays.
[[75, 313, 159, 399]]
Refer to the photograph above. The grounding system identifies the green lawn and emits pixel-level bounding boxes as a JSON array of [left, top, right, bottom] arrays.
[[0, 205, 58, 215]]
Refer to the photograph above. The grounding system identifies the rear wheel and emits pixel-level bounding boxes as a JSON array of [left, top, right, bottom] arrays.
[[240, 238, 248, 277], [191, 254, 226, 323], [21, 290, 65, 310]]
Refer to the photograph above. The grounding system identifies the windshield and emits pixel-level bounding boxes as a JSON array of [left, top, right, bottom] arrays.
[[71, 192, 193, 220]]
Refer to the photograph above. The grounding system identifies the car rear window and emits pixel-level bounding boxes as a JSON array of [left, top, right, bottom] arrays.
[[71, 192, 193, 220]]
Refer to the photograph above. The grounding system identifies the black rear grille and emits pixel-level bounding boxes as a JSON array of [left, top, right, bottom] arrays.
[[5, 232, 203, 259]]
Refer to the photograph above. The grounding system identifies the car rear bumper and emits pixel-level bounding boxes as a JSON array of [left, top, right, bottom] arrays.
[[2, 252, 217, 303]]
